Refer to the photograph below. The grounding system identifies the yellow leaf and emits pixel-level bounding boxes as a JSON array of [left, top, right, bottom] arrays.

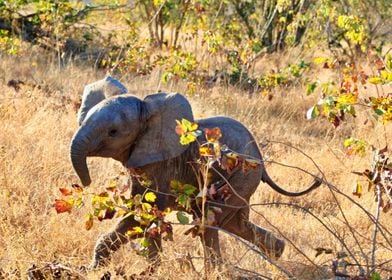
[[142, 202, 152, 211], [175, 119, 198, 135], [117, 209, 127, 216], [314, 57, 328, 65], [144, 192, 157, 203], [352, 182, 363, 198], [368, 76, 382, 84], [107, 180, 117, 192], [127, 226, 144, 236], [337, 93, 357, 105], [180, 133, 196, 145], [199, 146, 214, 156], [260, 89, 269, 97]]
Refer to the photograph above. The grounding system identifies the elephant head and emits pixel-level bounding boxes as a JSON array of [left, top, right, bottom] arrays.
[[70, 93, 194, 186], [77, 76, 128, 125]]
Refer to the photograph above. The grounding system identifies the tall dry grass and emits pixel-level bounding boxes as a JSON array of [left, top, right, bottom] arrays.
[[0, 52, 391, 279]]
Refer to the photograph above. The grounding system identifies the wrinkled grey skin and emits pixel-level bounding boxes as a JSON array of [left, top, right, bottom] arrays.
[[77, 76, 128, 125], [70, 92, 322, 269]]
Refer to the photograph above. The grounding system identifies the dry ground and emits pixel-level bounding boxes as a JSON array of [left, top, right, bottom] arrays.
[[0, 52, 391, 279]]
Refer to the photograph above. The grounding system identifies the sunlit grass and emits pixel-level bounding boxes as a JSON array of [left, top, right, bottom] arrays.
[[0, 53, 390, 279]]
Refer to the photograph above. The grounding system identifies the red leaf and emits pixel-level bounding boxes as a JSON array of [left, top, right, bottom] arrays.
[[383, 201, 391, 213], [378, 146, 388, 154], [221, 153, 239, 173], [98, 192, 109, 197], [160, 221, 173, 234], [217, 185, 232, 202], [204, 127, 222, 143], [59, 188, 72, 196], [175, 123, 184, 135], [332, 116, 340, 127], [148, 227, 159, 237], [85, 214, 93, 230], [54, 199, 73, 214]]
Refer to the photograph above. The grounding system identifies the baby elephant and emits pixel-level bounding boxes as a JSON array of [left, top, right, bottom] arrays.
[[70, 85, 321, 268]]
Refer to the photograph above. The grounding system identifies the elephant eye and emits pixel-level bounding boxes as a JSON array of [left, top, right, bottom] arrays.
[[108, 129, 118, 137]]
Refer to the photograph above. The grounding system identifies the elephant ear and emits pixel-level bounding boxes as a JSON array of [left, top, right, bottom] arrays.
[[77, 76, 128, 125], [127, 93, 194, 168]]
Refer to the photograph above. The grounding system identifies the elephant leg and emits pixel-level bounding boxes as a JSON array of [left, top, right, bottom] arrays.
[[243, 221, 285, 259], [90, 215, 163, 269], [213, 171, 285, 259], [200, 227, 221, 270], [90, 215, 136, 268], [147, 234, 162, 264], [223, 207, 285, 259]]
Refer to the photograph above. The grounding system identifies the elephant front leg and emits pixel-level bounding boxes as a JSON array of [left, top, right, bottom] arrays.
[[90, 215, 137, 269], [90, 215, 162, 269]]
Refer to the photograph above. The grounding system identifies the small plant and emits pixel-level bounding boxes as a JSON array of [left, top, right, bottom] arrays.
[[306, 48, 392, 126]]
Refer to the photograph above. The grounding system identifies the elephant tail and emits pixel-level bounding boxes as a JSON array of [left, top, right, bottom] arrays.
[[261, 170, 322, 197]]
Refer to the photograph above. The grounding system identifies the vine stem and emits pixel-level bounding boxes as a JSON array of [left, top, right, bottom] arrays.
[[201, 158, 211, 278], [371, 184, 381, 274]]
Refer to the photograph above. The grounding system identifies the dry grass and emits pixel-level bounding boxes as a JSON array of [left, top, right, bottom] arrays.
[[0, 53, 391, 280]]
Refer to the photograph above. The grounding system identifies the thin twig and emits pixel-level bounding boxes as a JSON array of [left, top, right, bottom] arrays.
[[371, 184, 381, 273], [265, 140, 368, 270], [204, 225, 293, 278]]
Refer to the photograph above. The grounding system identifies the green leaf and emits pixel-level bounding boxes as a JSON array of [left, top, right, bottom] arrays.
[[177, 193, 191, 210], [144, 192, 157, 203], [371, 272, 381, 280], [170, 180, 182, 192], [74, 197, 84, 208], [176, 211, 190, 225], [183, 184, 197, 195], [306, 105, 320, 120], [140, 238, 150, 248], [374, 108, 385, 116], [306, 81, 318, 95]]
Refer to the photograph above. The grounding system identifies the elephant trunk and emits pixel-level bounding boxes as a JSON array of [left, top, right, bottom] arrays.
[[70, 132, 92, 187]]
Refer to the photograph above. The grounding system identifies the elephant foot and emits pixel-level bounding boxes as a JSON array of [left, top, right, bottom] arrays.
[[253, 227, 285, 259], [87, 259, 107, 271], [264, 237, 285, 259], [237, 221, 285, 260]]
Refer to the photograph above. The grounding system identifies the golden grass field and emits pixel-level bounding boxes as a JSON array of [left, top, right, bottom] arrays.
[[0, 51, 391, 279]]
